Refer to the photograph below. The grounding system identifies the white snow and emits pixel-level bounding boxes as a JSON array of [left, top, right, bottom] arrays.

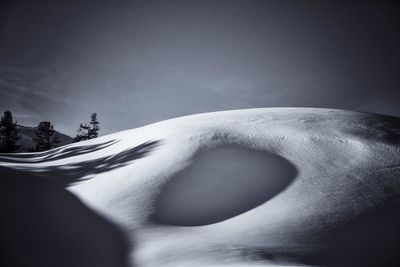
[[1, 108, 400, 267]]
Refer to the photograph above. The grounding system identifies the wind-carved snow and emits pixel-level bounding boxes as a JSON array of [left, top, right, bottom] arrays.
[[153, 145, 297, 226], [1, 108, 400, 267]]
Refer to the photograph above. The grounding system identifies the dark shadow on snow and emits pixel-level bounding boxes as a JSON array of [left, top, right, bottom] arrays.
[[228, 199, 400, 267], [152, 144, 297, 226], [348, 113, 400, 144], [316, 200, 400, 267], [0, 166, 130, 267], [0, 139, 161, 266]]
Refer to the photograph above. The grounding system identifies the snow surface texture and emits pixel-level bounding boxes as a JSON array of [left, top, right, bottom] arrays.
[[1, 108, 400, 267]]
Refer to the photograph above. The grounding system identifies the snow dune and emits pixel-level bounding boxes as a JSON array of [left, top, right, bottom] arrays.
[[1, 108, 400, 267]]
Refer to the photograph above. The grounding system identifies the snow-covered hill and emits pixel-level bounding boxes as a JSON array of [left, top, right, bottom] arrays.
[[1, 108, 400, 267]]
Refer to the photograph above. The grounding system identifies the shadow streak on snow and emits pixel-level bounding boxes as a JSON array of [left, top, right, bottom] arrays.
[[0, 166, 130, 267], [0, 139, 118, 163], [11, 140, 161, 185]]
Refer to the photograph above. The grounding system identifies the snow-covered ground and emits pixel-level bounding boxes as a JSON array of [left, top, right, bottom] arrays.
[[1, 108, 400, 267]]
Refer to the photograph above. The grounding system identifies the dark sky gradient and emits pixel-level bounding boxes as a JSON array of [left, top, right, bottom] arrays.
[[1, 0, 399, 135]]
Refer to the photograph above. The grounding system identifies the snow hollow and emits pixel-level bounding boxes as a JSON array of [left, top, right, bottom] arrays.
[[153, 144, 297, 226]]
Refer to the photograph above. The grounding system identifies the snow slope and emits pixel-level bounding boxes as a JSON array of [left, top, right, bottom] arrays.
[[1, 108, 400, 267]]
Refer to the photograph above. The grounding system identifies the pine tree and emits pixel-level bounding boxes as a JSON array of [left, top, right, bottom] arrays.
[[33, 121, 60, 152], [73, 113, 100, 142], [0, 111, 21, 153], [73, 123, 90, 142], [88, 113, 100, 139]]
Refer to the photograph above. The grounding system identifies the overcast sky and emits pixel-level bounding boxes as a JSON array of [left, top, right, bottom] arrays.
[[0, 0, 399, 136]]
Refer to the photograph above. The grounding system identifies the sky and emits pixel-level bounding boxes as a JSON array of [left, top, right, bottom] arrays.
[[0, 0, 399, 136]]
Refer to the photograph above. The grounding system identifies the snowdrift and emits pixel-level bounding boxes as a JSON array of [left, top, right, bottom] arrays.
[[1, 108, 400, 267]]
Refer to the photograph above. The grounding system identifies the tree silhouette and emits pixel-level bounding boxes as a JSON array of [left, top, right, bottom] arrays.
[[73, 113, 100, 143], [88, 113, 100, 139], [0, 111, 21, 153], [73, 123, 90, 143], [33, 121, 60, 152]]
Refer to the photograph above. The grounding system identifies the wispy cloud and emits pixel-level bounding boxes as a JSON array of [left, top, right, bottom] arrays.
[[0, 64, 76, 127]]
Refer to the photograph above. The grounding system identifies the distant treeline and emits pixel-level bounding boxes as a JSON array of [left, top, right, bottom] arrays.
[[0, 111, 100, 153]]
